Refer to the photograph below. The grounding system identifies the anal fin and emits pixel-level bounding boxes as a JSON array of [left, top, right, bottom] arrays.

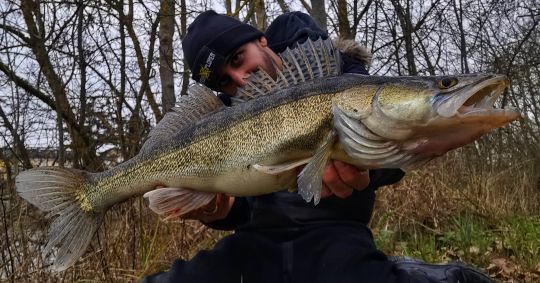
[[143, 187, 215, 220]]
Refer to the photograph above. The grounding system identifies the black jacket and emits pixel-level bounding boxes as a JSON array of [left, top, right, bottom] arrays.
[[209, 12, 404, 233]]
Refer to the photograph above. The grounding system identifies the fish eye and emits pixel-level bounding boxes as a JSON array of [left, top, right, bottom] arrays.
[[437, 77, 458, 89]]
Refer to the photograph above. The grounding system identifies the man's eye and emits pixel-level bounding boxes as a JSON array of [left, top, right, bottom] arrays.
[[230, 52, 243, 67]]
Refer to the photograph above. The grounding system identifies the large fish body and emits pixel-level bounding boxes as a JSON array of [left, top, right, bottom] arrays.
[[15, 39, 520, 271]]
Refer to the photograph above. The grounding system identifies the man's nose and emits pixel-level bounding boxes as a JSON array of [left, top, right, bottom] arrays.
[[228, 70, 249, 87]]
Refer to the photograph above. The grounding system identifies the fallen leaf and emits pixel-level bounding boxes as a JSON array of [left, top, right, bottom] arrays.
[[489, 258, 516, 275], [486, 263, 498, 272], [469, 246, 480, 254], [493, 240, 504, 251]]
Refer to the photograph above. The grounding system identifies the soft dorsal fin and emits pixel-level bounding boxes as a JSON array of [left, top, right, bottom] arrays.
[[141, 85, 225, 151], [235, 38, 342, 102]]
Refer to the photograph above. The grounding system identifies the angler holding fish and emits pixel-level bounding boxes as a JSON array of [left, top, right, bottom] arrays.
[[17, 10, 516, 283]]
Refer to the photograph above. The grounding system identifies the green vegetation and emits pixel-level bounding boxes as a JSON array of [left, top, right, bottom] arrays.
[[373, 213, 540, 280], [371, 145, 540, 282]]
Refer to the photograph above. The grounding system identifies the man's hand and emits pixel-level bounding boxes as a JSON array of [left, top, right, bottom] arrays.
[[321, 160, 370, 198], [182, 193, 235, 223]]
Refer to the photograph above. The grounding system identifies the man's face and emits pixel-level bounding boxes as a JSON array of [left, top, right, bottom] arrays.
[[218, 37, 281, 96]]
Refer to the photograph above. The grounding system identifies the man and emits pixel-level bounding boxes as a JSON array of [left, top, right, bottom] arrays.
[[143, 10, 492, 283]]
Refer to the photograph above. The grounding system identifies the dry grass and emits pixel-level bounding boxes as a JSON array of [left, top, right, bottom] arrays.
[[373, 150, 540, 233], [1, 195, 229, 282], [2, 133, 539, 282], [371, 138, 540, 282]]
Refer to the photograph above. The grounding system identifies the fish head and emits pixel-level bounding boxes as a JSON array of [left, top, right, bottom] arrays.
[[372, 74, 519, 135], [333, 73, 521, 167]]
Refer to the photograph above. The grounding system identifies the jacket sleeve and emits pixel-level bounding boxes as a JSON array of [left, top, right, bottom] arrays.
[[369, 168, 405, 188], [341, 53, 369, 75], [203, 197, 250, 230]]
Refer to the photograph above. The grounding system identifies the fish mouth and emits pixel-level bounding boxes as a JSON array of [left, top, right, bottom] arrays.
[[434, 74, 518, 119]]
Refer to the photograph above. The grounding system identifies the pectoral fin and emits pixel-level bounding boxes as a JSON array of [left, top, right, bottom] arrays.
[[332, 105, 415, 168], [143, 187, 215, 220], [253, 157, 311, 175], [297, 131, 336, 205]]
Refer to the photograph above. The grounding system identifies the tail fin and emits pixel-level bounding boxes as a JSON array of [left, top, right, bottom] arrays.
[[16, 167, 103, 271]]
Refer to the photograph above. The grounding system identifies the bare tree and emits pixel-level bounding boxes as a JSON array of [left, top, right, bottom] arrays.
[[388, 0, 440, 75], [160, 0, 176, 113], [452, 0, 470, 73], [0, 1, 538, 280], [254, 0, 267, 30], [20, 0, 99, 169], [0, 106, 31, 170], [329, 0, 373, 39], [335, 0, 352, 38], [179, 0, 190, 97], [276, 0, 290, 13], [309, 0, 327, 32]]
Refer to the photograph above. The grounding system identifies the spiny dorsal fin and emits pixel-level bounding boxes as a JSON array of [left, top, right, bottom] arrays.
[[234, 38, 342, 103], [236, 69, 278, 100], [142, 85, 225, 151]]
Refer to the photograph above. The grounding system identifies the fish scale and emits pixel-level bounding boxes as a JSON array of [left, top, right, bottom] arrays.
[[90, 93, 335, 207]]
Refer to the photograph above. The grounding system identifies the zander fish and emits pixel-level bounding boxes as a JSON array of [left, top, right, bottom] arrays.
[[16, 38, 520, 271]]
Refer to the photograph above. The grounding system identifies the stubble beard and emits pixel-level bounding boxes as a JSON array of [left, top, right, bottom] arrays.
[[260, 48, 279, 80]]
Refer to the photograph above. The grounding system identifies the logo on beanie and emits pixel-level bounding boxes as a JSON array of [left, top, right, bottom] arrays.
[[198, 51, 216, 83], [198, 66, 212, 82]]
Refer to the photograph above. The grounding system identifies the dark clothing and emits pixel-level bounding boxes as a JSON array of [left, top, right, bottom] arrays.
[[143, 227, 492, 282], [209, 11, 404, 233], [265, 11, 329, 52], [266, 12, 369, 75], [144, 11, 494, 283], [144, 225, 414, 283], [144, 12, 411, 283]]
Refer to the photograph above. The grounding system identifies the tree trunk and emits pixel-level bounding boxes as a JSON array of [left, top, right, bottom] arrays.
[[254, 0, 267, 30], [310, 0, 327, 32], [336, 0, 352, 39], [390, 0, 417, 75], [276, 0, 290, 13], [123, 0, 162, 122], [453, 0, 470, 73], [77, 0, 88, 128], [179, 0, 190, 97], [159, 0, 176, 113], [116, 0, 129, 159], [352, 0, 373, 40], [225, 0, 232, 16]]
